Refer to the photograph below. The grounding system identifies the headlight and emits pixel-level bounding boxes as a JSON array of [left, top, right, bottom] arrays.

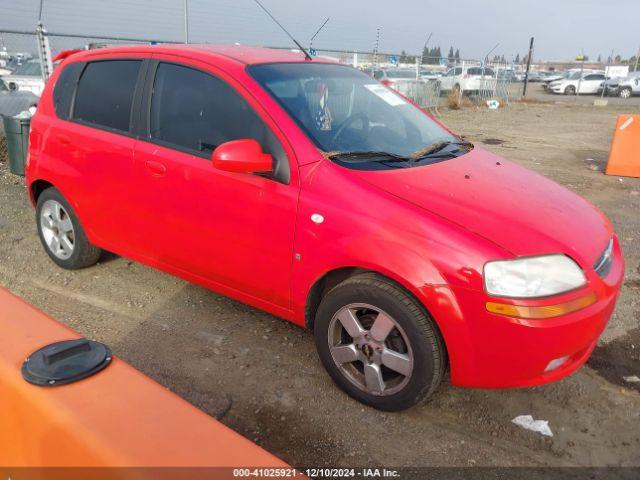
[[484, 255, 586, 298]]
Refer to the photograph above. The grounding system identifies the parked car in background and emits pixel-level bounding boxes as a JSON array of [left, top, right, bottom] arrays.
[[419, 69, 441, 81], [524, 71, 543, 82], [438, 66, 497, 95], [0, 78, 38, 117], [600, 71, 640, 98], [362, 67, 427, 94], [2, 59, 45, 96], [547, 71, 606, 95]]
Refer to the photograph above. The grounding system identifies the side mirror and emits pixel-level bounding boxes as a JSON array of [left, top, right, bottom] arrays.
[[212, 139, 273, 174]]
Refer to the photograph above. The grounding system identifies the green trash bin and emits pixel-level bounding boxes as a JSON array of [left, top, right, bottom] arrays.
[[2, 114, 31, 176]]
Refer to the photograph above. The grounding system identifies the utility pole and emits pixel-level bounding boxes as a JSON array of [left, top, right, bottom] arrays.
[[634, 46, 640, 72], [522, 37, 535, 97], [183, 0, 189, 44], [35, 22, 52, 82], [373, 27, 381, 67], [38, 0, 45, 21], [309, 17, 329, 52], [576, 49, 585, 97], [602, 48, 613, 98], [420, 32, 432, 65]]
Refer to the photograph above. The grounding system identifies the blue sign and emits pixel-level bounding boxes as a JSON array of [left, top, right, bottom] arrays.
[[389, 55, 398, 66], [309, 48, 317, 57]]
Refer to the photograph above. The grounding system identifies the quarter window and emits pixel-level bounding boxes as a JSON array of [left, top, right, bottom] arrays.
[[73, 60, 141, 132]]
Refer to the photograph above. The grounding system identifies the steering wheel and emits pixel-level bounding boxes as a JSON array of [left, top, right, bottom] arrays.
[[331, 113, 370, 146]]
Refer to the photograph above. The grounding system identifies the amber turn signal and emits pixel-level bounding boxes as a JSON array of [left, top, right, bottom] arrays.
[[486, 292, 597, 319]]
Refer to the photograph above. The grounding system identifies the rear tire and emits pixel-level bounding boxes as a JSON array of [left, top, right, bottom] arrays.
[[314, 273, 446, 411], [36, 187, 102, 270]]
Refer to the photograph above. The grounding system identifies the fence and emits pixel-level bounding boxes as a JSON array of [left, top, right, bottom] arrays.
[[0, 134, 7, 164], [0, 27, 525, 128]]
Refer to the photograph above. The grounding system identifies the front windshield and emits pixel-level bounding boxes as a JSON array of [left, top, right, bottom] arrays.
[[567, 71, 581, 80], [249, 63, 456, 157]]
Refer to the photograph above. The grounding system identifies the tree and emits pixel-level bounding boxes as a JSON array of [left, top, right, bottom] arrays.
[[421, 45, 429, 64], [454, 49, 460, 61], [514, 53, 520, 63], [597, 54, 602, 63], [448, 46, 454, 62], [614, 54, 622, 63]]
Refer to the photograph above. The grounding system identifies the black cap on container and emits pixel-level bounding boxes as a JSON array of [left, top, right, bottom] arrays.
[[22, 339, 112, 386]]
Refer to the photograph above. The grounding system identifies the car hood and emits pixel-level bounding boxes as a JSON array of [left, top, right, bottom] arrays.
[[352, 148, 611, 265]]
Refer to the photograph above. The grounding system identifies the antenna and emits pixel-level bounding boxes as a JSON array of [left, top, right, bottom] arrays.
[[252, 0, 313, 61]]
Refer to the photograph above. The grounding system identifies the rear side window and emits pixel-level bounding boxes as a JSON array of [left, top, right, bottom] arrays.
[[73, 60, 141, 132], [53, 62, 84, 120]]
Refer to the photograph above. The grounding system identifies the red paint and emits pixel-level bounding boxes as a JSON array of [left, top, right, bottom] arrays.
[[27, 45, 624, 389]]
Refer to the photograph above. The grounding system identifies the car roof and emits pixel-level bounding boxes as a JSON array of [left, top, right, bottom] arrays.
[[68, 44, 336, 66]]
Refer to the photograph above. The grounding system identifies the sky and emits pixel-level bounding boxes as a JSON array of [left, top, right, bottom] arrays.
[[0, 0, 638, 61]]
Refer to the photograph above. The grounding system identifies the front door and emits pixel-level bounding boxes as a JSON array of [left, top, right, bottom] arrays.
[[132, 60, 298, 308], [579, 73, 606, 94]]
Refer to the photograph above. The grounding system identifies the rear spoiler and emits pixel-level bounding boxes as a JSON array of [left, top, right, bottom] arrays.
[[52, 49, 82, 62]]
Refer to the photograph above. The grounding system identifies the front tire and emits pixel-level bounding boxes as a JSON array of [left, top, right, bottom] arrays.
[[564, 85, 576, 95], [314, 273, 446, 411], [36, 187, 102, 270], [619, 87, 632, 99]]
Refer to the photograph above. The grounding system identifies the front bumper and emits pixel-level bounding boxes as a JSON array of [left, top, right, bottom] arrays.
[[421, 237, 624, 388]]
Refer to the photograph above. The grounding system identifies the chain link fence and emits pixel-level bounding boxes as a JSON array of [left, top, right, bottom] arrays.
[[0, 133, 7, 164], [1, 27, 516, 116]]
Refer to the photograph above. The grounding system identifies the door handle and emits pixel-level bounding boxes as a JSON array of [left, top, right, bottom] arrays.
[[57, 135, 71, 146], [144, 160, 167, 177]]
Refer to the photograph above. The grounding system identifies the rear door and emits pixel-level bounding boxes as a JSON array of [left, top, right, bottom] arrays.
[[132, 58, 299, 308], [53, 57, 146, 251]]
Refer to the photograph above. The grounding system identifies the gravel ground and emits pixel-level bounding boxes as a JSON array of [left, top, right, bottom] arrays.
[[0, 102, 638, 468]]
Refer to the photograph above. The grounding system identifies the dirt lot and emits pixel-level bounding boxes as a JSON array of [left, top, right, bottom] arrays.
[[0, 102, 639, 468]]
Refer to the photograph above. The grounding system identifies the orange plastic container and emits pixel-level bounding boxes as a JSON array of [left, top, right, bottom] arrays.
[[0, 288, 297, 479], [605, 114, 640, 178]]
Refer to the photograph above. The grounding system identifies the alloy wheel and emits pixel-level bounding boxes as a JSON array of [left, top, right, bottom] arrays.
[[40, 199, 75, 260], [327, 303, 414, 396]]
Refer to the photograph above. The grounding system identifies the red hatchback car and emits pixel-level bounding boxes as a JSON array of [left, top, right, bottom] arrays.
[[26, 45, 624, 411]]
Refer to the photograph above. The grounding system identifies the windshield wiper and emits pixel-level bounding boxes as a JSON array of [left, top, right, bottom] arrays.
[[324, 151, 409, 162], [409, 140, 473, 160]]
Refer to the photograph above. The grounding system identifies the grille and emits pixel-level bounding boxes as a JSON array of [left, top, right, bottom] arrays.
[[593, 238, 614, 279]]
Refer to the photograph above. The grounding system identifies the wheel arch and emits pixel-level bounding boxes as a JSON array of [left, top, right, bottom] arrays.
[[29, 179, 55, 206], [305, 266, 451, 369]]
